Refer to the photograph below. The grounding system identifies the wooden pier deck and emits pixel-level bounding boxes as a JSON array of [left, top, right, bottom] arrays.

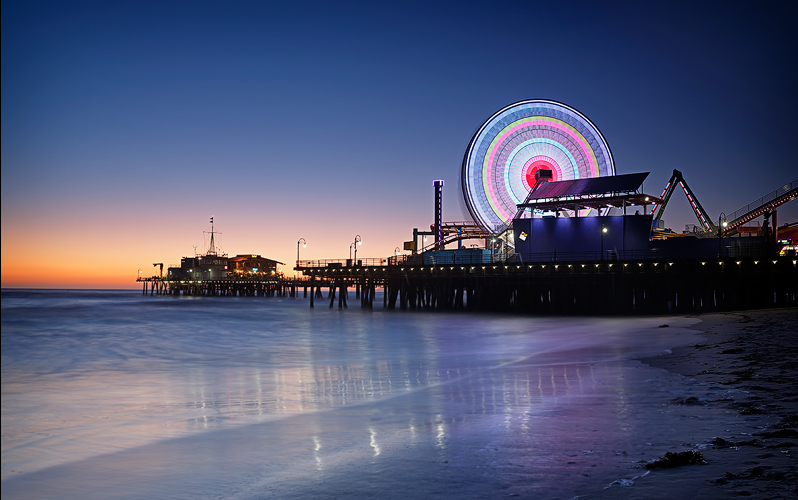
[[137, 255, 796, 315], [136, 276, 331, 299]]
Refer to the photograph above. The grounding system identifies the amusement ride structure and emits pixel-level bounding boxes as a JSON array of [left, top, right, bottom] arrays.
[[461, 99, 616, 234], [455, 99, 797, 251]]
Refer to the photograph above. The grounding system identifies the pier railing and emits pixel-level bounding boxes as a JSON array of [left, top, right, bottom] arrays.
[[297, 257, 393, 268], [297, 253, 511, 268], [296, 240, 776, 270], [138, 275, 286, 283]]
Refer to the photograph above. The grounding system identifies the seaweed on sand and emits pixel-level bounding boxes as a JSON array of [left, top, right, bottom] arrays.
[[645, 451, 706, 469]]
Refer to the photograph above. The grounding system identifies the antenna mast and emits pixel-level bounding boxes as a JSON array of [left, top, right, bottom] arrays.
[[206, 216, 217, 256]]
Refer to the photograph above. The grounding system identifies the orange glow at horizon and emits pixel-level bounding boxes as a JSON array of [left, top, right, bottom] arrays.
[[1, 196, 468, 289]]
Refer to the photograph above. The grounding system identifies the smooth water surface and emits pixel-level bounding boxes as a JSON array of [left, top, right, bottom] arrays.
[[2, 290, 709, 499]]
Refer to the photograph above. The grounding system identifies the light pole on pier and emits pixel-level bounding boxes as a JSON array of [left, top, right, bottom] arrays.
[[353, 235, 362, 265], [297, 238, 306, 277], [601, 225, 608, 260], [297, 238, 306, 266], [718, 213, 727, 257]]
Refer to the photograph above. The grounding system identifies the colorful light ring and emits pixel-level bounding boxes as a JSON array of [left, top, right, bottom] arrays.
[[461, 100, 615, 232]]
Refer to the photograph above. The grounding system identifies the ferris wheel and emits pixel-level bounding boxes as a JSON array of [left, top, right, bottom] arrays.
[[461, 100, 615, 233]]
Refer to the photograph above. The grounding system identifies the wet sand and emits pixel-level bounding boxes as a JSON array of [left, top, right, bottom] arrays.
[[604, 308, 798, 499]]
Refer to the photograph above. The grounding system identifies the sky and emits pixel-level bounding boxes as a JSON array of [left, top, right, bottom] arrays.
[[2, 0, 797, 289]]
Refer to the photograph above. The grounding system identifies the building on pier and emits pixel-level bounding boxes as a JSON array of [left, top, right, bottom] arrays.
[[511, 171, 797, 262], [167, 255, 229, 280], [228, 254, 284, 276], [166, 216, 231, 280], [163, 219, 284, 280], [512, 172, 662, 261], [166, 254, 285, 280]]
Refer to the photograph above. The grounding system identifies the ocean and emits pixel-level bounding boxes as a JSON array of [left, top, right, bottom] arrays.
[[2, 289, 722, 499]]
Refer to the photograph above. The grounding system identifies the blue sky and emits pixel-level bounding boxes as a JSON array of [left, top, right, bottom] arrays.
[[2, 0, 797, 286]]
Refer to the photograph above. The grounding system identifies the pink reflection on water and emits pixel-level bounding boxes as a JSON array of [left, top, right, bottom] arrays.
[[3, 302, 709, 498]]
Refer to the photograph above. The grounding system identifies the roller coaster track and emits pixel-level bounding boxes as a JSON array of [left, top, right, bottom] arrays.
[[653, 170, 797, 236], [420, 221, 491, 252], [723, 179, 798, 235]]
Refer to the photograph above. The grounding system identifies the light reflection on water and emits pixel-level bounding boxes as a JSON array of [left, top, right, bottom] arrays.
[[2, 289, 704, 498]]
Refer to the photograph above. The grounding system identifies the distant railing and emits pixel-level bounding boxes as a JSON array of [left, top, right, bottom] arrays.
[[298, 253, 515, 268], [296, 257, 393, 268], [139, 275, 287, 282], [417, 252, 510, 265]]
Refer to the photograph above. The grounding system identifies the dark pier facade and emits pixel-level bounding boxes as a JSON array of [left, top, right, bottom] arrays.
[[294, 255, 797, 315], [138, 255, 796, 315]]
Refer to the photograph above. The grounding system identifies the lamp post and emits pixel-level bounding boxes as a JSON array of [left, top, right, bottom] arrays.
[[353, 234, 362, 265], [718, 213, 726, 258], [601, 225, 608, 260], [296, 238, 306, 279], [297, 238, 306, 266]]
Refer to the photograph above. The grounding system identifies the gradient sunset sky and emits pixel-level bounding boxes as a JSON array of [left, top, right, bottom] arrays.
[[2, 0, 797, 289]]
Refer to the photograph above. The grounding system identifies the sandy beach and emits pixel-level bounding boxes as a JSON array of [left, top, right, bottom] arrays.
[[601, 308, 798, 499]]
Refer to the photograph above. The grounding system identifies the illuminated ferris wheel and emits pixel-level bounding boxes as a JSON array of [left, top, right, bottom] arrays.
[[461, 100, 615, 233]]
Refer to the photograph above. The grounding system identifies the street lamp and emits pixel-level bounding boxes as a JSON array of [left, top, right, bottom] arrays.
[[395, 246, 401, 255], [718, 213, 727, 257], [296, 238, 306, 278], [353, 235, 362, 265], [601, 225, 608, 260], [297, 238, 306, 266]]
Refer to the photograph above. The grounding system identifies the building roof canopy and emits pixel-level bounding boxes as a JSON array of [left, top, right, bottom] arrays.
[[516, 172, 661, 213], [530, 172, 649, 199]]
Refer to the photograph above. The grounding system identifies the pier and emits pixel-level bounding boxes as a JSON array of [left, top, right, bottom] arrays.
[[294, 254, 797, 314], [135, 102, 798, 316], [137, 276, 331, 299], [137, 252, 797, 315]]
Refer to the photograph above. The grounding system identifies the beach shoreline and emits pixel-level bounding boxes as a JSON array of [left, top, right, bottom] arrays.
[[616, 308, 798, 499], [3, 291, 796, 499]]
